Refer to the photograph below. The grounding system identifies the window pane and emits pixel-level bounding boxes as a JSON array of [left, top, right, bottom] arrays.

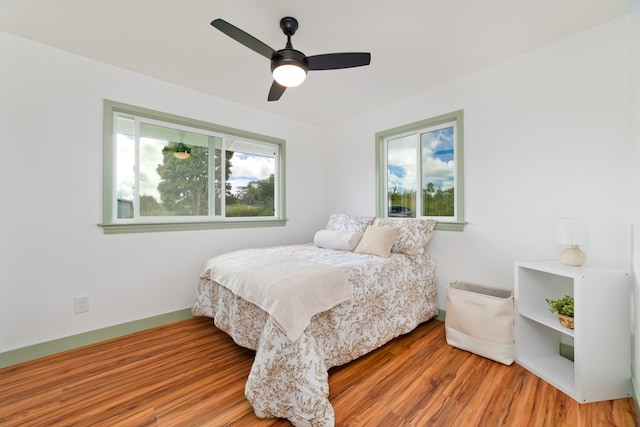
[[420, 126, 455, 217], [103, 100, 287, 233], [212, 138, 223, 216], [139, 123, 211, 217], [225, 140, 276, 217], [387, 135, 416, 217], [375, 110, 463, 230], [116, 117, 135, 219]]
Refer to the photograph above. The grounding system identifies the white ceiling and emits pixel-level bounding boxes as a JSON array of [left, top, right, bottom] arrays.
[[0, 0, 631, 126]]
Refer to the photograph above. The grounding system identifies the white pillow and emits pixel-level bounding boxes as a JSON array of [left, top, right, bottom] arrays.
[[354, 225, 401, 258], [314, 229, 363, 251]]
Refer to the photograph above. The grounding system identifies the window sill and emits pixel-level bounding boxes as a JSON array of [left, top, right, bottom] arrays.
[[434, 221, 465, 232], [98, 219, 287, 234]]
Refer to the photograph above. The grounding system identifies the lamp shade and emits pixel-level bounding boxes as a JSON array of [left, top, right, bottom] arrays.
[[273, 64, 307, 87], [173, 152, 190, 160], [556, 217, 587, 245]]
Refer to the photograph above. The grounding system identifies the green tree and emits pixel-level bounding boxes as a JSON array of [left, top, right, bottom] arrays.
[[139, 195, 164, 216], [389, 186, 416, 212], [156, 146, 237, 216], [235, 174, 275, 215], [222, 151, 237, 208], [157, 146, 209, 215], [422, 184, 454, 216]]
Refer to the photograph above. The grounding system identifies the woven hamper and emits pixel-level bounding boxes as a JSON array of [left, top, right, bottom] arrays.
[[445, 280, 514, 365]]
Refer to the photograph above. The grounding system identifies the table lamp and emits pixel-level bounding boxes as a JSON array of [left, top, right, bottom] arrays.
[[557, 217, 587, 266]]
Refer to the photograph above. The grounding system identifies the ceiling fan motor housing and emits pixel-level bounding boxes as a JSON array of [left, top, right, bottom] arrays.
[[271, 49, 309, 74], [272, 17, 308, 73]]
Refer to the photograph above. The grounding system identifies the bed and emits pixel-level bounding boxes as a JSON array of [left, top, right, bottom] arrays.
[[191, 214, 438, 426]]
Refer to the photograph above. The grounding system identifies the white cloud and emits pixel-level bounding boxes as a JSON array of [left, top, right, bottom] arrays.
[[139, 139, 163, 200], [116, 135, 135, 200], [229, 153, 274, 194], [230, 153, 273, 179], [387, 133, 454, 192], [387, 135, 417, 192]]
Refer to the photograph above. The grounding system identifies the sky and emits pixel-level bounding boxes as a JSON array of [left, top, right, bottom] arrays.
[[228, 152, 274, 194], [387, 126, 455, 193]]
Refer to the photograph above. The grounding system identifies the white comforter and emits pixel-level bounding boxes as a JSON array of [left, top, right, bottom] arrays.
[[192, 244, 438, 426], [199, 248, 350, 342]]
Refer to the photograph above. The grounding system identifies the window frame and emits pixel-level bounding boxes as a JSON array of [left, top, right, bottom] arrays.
[[375, 110, 465, 231], [100, 100, 287, 234]]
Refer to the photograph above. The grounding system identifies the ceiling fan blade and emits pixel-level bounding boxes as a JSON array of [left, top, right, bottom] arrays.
[[268, 81, 286, 101], [307, 52, 371, 70], [211, 19, 276, 60]]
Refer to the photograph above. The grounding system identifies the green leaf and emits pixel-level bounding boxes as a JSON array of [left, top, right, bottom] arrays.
[[545, 295, 574, 317]]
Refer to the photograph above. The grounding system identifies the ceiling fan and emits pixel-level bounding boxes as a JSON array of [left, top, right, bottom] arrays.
[[211, 17, 371, 101]]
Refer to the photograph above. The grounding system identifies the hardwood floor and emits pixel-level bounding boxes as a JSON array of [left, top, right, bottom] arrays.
[[1, 316, 637, 426]]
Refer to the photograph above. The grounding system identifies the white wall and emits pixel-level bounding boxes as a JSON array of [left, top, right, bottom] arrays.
[[0, 31, 329, 353], [630, 0, 640, 397], [325, 16, 632, 309], [1, 14, 635, 364]]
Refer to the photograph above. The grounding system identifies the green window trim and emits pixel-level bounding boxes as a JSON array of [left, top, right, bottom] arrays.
[[375, 110, 465, 232], [99, 218, 288, 234], [100, 100, 287, 234]]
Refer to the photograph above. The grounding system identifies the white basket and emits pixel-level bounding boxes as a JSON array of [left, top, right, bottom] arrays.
[[445, 280, 514, 365]]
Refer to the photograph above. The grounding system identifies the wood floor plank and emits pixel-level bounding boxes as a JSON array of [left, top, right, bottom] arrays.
[[0, 316, 637, 426]]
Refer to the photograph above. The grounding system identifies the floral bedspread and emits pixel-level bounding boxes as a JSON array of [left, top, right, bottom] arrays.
[[191, 244, 438, 426]]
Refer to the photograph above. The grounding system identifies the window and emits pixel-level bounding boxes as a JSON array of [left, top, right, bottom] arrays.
[[101, 100, 286, 234], [375, 110, 464, 231]]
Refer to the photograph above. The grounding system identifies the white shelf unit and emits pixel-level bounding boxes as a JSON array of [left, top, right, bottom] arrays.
[[514, 260, 631, 403]]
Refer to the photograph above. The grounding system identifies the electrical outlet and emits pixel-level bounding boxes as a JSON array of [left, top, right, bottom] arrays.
[[74, 296, 90, 314]]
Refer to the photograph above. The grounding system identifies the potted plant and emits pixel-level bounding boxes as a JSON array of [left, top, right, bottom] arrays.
[[546, 295, 574, 329]]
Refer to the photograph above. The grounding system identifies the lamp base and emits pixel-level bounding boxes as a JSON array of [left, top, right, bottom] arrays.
[[560, 245, 586, 266]]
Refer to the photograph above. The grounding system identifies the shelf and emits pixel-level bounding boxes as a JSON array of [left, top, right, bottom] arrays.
[[516, 260, 583, 278], [518, 354, 575, 397], [518, 307, 574, 337], [515, 260, 631, 403]]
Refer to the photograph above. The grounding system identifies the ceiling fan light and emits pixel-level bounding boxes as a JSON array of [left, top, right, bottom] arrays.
[[273, 64, 307, 87], [174, 152, 190, 160]]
